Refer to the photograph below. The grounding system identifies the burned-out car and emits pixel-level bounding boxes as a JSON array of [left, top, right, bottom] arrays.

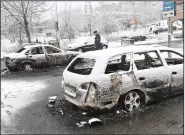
[[66, 36, 108, 52], [3, 44, 80, 71], [62, 45, 183, 112]]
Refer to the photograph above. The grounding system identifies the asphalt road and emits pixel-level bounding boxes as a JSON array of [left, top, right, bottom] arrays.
[[1, 67, 183, 134]]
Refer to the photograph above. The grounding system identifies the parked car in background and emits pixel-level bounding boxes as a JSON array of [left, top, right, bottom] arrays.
[[130, 35, 147, 42], [62, 45, 183, 112], [121, 37, 135, 45], [48, 40, 59, 48], [66, 36, 108, 52], [3, 44, 80, 71]]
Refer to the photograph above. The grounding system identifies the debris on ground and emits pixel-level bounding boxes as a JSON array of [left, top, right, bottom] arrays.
[[48, 104, 54, 108], [116, 109, 127, 115], [82, 112, 87, 115], [1, 69, 10, 76], [116, 110, 120, 114], [76, 121, 88, 128], [59, 109, 64, 115], [80, 121, 87, 125], [88, 118, 103, 126], [52, 111, 55, 115], [48, 96, 57, 103]]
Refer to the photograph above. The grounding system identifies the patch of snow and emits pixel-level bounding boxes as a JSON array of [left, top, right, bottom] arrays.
[[1, 80, 48, 125]]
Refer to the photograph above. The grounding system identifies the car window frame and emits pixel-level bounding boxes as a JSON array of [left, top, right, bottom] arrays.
[[104, 52, 133, 75], [44, 46, 62, 54], [133, 50, 164, 71], [30, 46, 44, 55], [159, 49, 184, 66]]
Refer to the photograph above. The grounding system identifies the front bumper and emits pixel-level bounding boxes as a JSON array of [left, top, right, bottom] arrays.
[[5, 61, 19, 70]]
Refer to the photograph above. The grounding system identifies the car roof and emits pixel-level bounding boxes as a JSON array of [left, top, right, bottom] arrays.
[[78, 45, 175, 59], [23, 44, 59, 49]]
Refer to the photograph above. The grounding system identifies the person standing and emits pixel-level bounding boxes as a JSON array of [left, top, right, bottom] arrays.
[[93, 31, 101, 50]]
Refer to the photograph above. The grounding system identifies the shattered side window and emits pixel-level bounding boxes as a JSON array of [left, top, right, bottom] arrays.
[[105, 54, 131, 74], [160, 50, 183, 65], [31, 47, 44, 55], [67, 58, 96, 75], [44, 46, 61, 54], [134, 51, 163, 70]]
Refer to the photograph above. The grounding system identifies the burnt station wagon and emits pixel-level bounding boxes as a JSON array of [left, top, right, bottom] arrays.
[[62, 45, 183, 112], [3, 44, 80, 71]]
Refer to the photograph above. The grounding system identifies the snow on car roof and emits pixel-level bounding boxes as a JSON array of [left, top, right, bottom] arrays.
[[78, 45, 174, 59], [24, 44, 58, 49]]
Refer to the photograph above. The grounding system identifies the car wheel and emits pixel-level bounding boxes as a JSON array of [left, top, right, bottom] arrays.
[[124, 91, 141, 112], [78, 48, 83, 52], [102, 45, 107, 49], [118, 91, 142, 112], [21, 63, 34, 71]]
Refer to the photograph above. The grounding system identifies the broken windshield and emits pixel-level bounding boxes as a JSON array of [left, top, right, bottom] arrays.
[[16, 47, 27, 53], [67, 58, 96, 75]]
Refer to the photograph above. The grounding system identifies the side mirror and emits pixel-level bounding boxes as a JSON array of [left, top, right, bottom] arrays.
[[25, 52, 29, 55], [85, 42, 88, 44]]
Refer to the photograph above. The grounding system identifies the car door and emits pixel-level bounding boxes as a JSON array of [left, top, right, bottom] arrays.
[[99, 53, 140, 103], [44, 46, 68, 66], [159, 50, 183, 95], [28, 46, 48, 68], [133, 50, 171, 101], [83, 37, 96, 51]]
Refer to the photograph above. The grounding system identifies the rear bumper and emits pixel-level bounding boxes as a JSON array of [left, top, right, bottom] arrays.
[[64, 93, 85, 108]]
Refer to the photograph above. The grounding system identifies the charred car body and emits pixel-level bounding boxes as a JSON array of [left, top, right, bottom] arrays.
[[62, 45, 183, 112], [66, 36, 108, 52], [3, 44, 80, 71]]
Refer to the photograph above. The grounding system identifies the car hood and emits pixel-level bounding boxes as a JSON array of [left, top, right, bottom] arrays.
[[3, 53, 25, 59], [67, 43, 85, 49]]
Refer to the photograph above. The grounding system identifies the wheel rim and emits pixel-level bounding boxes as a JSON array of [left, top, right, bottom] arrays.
[[24, 64, 33, 71], [124, 91, 140, 112], [78, 48, 83, 52], [102, 46, 107, 49]]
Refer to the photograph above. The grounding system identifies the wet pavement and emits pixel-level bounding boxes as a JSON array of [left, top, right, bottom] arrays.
[[1, 66, 183, 134]]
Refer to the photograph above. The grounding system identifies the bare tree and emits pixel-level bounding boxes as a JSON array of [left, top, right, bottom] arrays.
[[61, 1, 75, 40], [1, 1, 52, 43]]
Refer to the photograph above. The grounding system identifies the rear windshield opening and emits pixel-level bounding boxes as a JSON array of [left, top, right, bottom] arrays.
[[67, 58, 96, 75]]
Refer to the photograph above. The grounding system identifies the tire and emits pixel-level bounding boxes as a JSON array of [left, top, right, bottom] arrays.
[[77, 48, 83, 52], [21, 63, 34, 71], [102, 45, 107, 49], [118, 91, 142, 112]]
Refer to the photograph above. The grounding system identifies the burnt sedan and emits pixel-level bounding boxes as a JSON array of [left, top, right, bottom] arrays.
[[62, 45, 183, 112], [3, 44, 80, 71]]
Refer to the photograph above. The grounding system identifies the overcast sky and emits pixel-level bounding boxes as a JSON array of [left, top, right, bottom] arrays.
[[44, 1, 119, 20]]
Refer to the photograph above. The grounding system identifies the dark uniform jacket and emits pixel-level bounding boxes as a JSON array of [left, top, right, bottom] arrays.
[[95, 33, 101, 49]]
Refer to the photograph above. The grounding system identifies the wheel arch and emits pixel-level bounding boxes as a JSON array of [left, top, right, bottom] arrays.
[[20, 60, 35, 69], [117, 89, 147, 106]]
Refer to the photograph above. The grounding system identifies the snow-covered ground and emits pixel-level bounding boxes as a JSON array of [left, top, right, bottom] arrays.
[[1, 39, 20, 54], [1, 80, 48, 125]]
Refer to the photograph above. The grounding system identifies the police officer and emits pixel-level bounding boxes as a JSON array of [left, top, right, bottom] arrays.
[[93, 30, 101, 50]]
